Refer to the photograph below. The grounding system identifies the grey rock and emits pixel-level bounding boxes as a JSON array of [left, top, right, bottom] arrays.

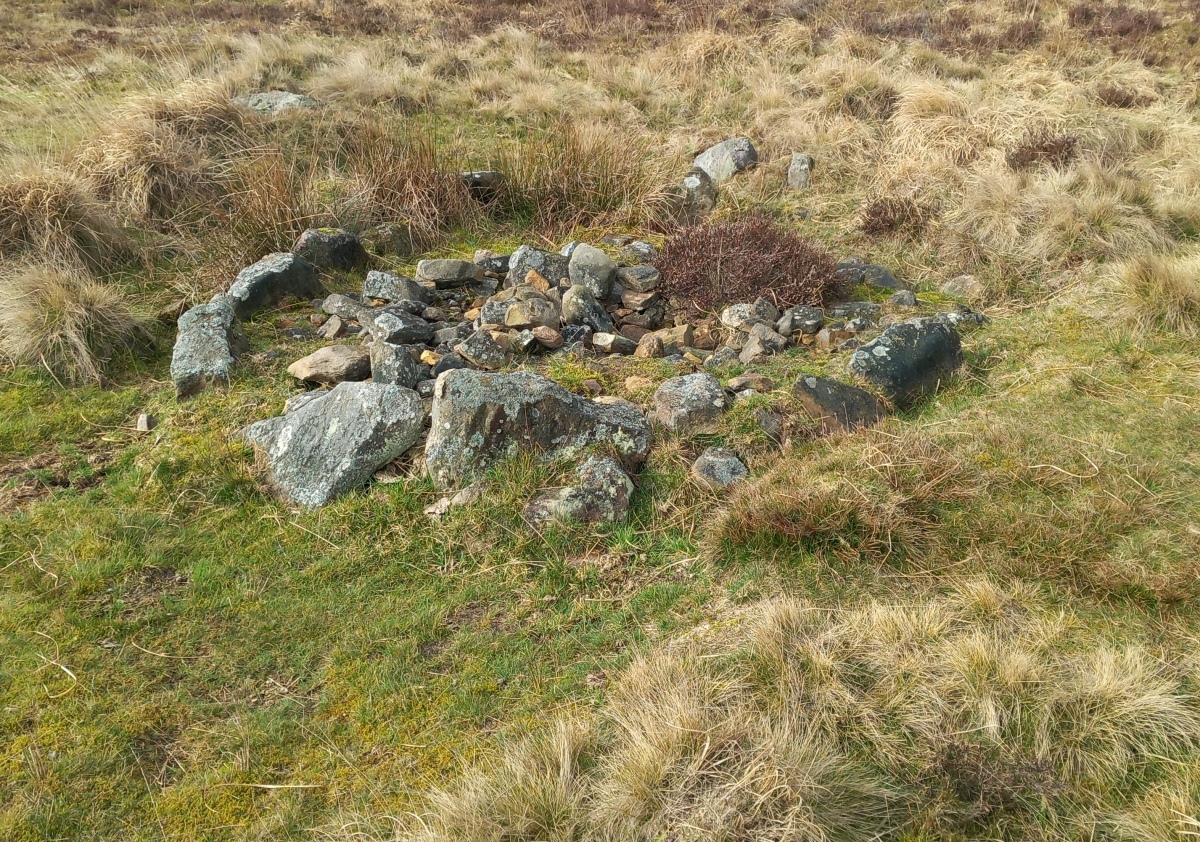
[[135, 413, 156, 433], [292, 228, 368, 272], [786, 152, 815, 189], [226, 253, 322, 320], [937, 308, 988, 330], [532, 325, 564, 350], [568, 243, 617, 299], [704, 346, 740, 370], [861, 264, 907, 291], [694, 137, 759, 183], [621, 241, 657, 263], [371, 342, 422, 388], [670, 167, 717, 221], [778, 305, 824, 336], [727, 372, 774, 393], [561, 285, 615, 333], [425, 370, 652, 490], [239, 381, 424, 508], [369, 309, 434, 345], [592, 332, 637, 355], [827, 301, 882, 320], [617, 264, 660, 293], [889, 290, 918, 308], [721, 298, 779, 332], [317, 315, 346, 340], [417, 259, 484, 289], [322, 293, 372, 323], [233, 90, 321, 115], [691, 446, 748, 490], [284, 391, 327, 414], [651, 373, 728, 432], [635, 334, 665, 359], [475, 251, 510, 275], [739, 323, 788, 364], [940, 274, 984, 301], [847, 318, 963, 409], [509, 246, 570, 289], [455, 330, 508, 370], [559, 241, 581, 258], [503, 298, 561, 330], [431, 353, 470, 377], [287, 345, 372, 385], [794, 375, 887, 433], [363, 270, 432, 304], [523, 455, 635, 527], [416, 379, 437, 398], [512, 329, 538, 354], [171, 298, 248, 398]]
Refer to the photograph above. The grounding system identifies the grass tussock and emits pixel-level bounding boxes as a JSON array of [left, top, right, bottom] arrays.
[[0, 261, 147, 385], [1108, 250, 1200, 337], [392, 583, 1200, 842]]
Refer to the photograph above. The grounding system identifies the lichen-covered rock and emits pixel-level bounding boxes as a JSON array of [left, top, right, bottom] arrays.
[[721, 298, 779, 332], [509, 246, 570, 289], [239, 381, 425, 508], [371, 342, 422, 388], [617, 264, 660, 293], [739, 323, 788, 364], [425, 370, 652, 490], [171, 298, 249, 398], [694, 137, 759, 183], [847, 318, 963, 409], [293, 228, 368, 271], [691, 447, 748, 490], [651, 373, 728, 432], [787, 152, 814, 189], [287, 345, 371, 385], [666, 167, 717, 222], [777, 305, 824, 336], [369, 309, 434, 345], [226, 253, 322, 320], [417, 259, 484, 289], [561, 285, 615, 333], [363, 270, 432, 304], [523, 456, 634, 527], [794, 375, 887, 433], [568, 243, 617, 299], [455, 330, 509, 370], [233, 90, 321, 115]]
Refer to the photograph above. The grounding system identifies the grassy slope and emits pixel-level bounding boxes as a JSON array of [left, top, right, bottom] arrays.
[[2, 2, 1200, 840]]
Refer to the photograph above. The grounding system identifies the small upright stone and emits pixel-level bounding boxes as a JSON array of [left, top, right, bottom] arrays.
[[561, 285, 615, 333], [786, 153, 815, 189], [371, 342, 422, 388], [171, 298, 249, 398], [846, 318, 963, 409], [635, 334, 665, 359], [292, 228, 368, 271], [136, 413, 156, 433], [568, 243, 617, 299]]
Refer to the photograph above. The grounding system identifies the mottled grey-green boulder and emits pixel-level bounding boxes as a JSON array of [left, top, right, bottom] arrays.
[[794, 374, 887, 433], [721, 298, 779, 332], [287, 345, 371, 385], [455, 330, 508, 370], [568, 243, 616, 299], [691, 447, 748, 490], [239, 381, 424, 508], [787, 152, 814, 189], [693, 137, 759, 183], [371, 342, 422, 388], [171, 297, 249, 398], [363, 270, 432, 304], [369, 309, 434, 345], [617, 264, 660, 293], [426, 370, 652, 490], [509, 246, 569, 289], [847, 318, 962, 409], [666, 167, 717, 222], [651, 373, 728, 432], [233, 90, 321, 115], [417, 259, 484, 289], [561, 284, 614, 333], [293, 228, 368, 271], [523, 456, 634, 527], [226, 253, 322, 320]]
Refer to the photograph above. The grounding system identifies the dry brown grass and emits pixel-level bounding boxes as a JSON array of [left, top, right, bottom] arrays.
[[0, 260, 147, 384], [1108, 249, 1200, 337]]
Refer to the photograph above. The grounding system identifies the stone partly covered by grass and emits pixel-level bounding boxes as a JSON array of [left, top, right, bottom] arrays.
[[3, 3, 1200, 841]]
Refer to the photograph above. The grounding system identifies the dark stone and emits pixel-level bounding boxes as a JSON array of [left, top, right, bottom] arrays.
[[226, 253, 322, 320], [846, 318, 962, 409], [794, 375, 887, 433]]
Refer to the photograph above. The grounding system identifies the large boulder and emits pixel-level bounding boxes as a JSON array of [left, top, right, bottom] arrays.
[[651, 373, 728, 432], [287, 345, 371, 385], [846, 318, 962, 409], [240, 381, 424, 508], [523, 456, 634, 527], [225, 253, 322, 320], [292, 228, 368, 271], [693, 137, 759, 184], [363, 270, 432, 304], [794, 375, 887, 433], [425, 370, 652, 490], [171, 298, 249, 398], [568, 243, 617, 299]]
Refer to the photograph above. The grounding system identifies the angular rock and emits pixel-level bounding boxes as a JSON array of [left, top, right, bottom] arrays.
[[617, 264, 660, 293], [233, 90, 321, 115], [417, 259, 484, 289], [371, 342, 422, 388], [432, 353, 470, 377], [509, 246, 570, 289], [727, 372, 774, 393], [778, 305, 824, 336], [239, 381, 424, 508], [561, 285, 615, 333], [293, 228, 368, 272], [475, 251, 510, 275], [861, 264, 907, 291], [704, 346, 740, 370], [532, 325, 564, 350], [941, 274, 984, 301], [794, 375, 887, 433], [694, 137, 759, 184], [317, 315, 346, 340], [786, 153, 815, 189], [827, 301, 882, 320], [653, 323, 694, 352], [284, 391, 327, 414], [369, 309, 434, 345], [651, 373, 728, 432], [503, 298, 560, 330], [171, 298, 248, 398], [425, 370, 652, 489], [846, 318, 963, 409], [287, 345, 372, 385], [455, 330, 508, 370], [889, 290, 918, 308], [523, 456, 634, 527], [671, 167, 717, 221], [691, 447, 748, 490], [363, 270, 432, 304], [322, 293, 372, 323], [634, 334, 665, 359], [721, 298, 779, 332], [226, 253, 322, 320], [592, 332, 637, 355], [568, 243, 617, 299], [739, 323, 788, 364], [622, 288, 660, 311]]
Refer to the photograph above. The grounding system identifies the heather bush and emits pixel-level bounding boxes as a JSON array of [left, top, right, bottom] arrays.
[[1006, 129, 1081, 171]]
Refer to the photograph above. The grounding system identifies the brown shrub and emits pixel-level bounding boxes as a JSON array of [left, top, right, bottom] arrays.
[[1005, 129, 1080, 171], [654, 216, 840, 313], [1095, 84, 1154, 108], [859, 195, 935, 238]]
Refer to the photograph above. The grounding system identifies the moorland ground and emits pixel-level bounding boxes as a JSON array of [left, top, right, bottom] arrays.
[[2, 1, 1200, 840]]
